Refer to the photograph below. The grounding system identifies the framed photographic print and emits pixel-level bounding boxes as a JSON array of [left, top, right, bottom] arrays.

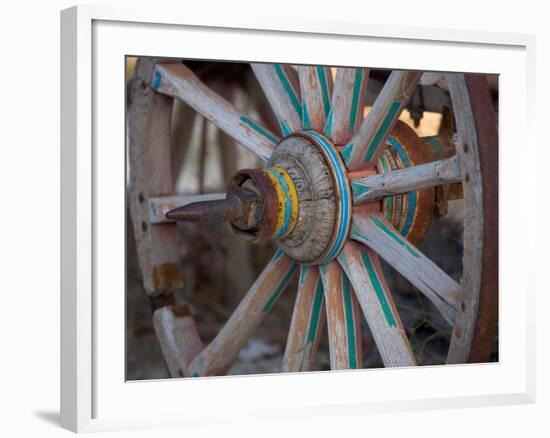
[[61, 4, 535, 433]]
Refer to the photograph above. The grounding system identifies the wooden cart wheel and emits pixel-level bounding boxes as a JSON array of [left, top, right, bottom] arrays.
[[128, 59, 498, 377]]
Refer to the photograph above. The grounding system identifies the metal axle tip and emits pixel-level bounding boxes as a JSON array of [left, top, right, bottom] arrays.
[[165, 199, 239, 223]]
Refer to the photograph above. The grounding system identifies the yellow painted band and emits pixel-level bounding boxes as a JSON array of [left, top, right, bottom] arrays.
[[263, 169, 285, 237], [273, 166, 299, 237], [263, 166, 299, 239]]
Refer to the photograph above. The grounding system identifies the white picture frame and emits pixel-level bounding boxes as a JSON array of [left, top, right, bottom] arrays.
[[60, 4, 536, 433]]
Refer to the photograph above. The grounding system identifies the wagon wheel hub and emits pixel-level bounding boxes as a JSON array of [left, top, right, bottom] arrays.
[[167, 123, 441, 263], [168, 131, 352, 265]]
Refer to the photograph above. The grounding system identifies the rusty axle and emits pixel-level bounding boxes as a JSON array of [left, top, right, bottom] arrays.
[[166, 199, 240, 223]]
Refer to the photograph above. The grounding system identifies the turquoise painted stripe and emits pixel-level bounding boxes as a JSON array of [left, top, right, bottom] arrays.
[[363, 100, 402, 163], [274, 64, 302, 118], [342, 274, 358, 368], [323, 108, 334, 136], [299, 265, 310, 288], [307, 279, 324, 344], [349, 68, 363, 132], [371, 215, 419, 258], [340, 142, 352, 164], [152, 70, 162, 91], [302, 101, 313, 129], [304, 131, 351, 262], [263, 263, 297, 312], [360, 250, 397, 327], [279, 119, 292, 136], [387, 136, 416, 236], [424, 136, 444, 160], [351, 180, 370, 199], [378, 153, 394, 221], [316, 66, 332, 116], [350, 229, 367, 242], [239, 116, 279, 145], [266, 167, 294, 238], [273, 248, 285, 262]]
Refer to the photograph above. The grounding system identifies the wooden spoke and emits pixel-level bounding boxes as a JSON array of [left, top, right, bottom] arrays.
[[153, 63, 278, 161], [187, 250, 297, 377], [148, 193, 226, 224], [342, 71, 422, 170], [324, 67, 368, 144], [351, 155, 462, 204], [351, 212, 459, 325], [337, 242, 416, 367], [298, 66, 334, 131], [152, 304, 203, 377], [319, 261, 362, 370], [282, 266, 326, 372], [251, 63, 303, 135]]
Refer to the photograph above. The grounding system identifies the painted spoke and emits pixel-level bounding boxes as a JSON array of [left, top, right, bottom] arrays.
[[188, 250, 297, 377], [337, 242, 416, 367], [152, 63, 277, 161], [342, 71, 422, 170], [351, 212, 459, 325], [319, 261, 362, 370], [148, 193, 226, 224], [298, 66, 334, 131], [324, 67, 369, 144], [251, 63, 303, 134], [282, 266, 325, 372], [351, 155, 462, 204]]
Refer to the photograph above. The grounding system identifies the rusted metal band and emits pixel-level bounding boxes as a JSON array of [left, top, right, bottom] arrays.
[[230, 169, 279, 243], [464, 74, 499, 363]]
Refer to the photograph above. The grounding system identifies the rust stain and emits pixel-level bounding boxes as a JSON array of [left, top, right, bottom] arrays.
[[171, 304, 191, 318], [152, 263, 185, 292]]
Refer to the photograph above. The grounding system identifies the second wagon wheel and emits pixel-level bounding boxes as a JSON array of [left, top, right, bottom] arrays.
[[132, 60, 497, 376]]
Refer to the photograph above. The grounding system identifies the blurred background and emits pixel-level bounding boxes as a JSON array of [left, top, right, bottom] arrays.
[[126, 58, 498, 380]]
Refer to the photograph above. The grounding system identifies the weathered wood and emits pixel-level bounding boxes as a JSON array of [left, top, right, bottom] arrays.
[[419, 72, 448, 90], [351, 155, 462, 204], [282, 266, 325, 372], [128, 58, 185, 296], [298, 66, 333, 131], [342, 71, 422, 170], [170, 98, 197, 179], [459, 74, 498, 363], [251, 63, 302, 135], [445, 74, 489, 363], [338, 242, 416, 367], [153, 63, 278, 161], [148, 193, 226, 224], [323, 67, 368, 144], [188, 250, 297, 376], [152, 304, 203, 377], [319, 261, 362, 370], [269, 134, 338, 263], [351, 212, 459, 325]]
